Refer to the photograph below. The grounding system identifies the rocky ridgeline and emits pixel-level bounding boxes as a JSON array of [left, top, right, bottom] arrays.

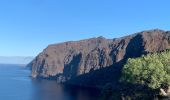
[[28, 29, 170, 87]]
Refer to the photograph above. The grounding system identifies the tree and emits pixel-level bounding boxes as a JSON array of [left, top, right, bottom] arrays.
[[120, 50, 170, 96]]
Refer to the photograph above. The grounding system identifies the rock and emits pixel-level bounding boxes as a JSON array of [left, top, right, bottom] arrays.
[[28, 29, 170, 87], [167, 87, 170, 93]]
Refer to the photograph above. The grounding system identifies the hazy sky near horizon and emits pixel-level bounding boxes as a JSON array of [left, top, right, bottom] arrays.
[[0, 0, 169, 56]]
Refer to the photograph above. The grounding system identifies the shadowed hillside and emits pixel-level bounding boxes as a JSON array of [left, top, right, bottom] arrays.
[[28, 29, 170, 88]]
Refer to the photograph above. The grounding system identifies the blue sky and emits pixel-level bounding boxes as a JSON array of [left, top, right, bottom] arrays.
[[0, 0, 169, 56]]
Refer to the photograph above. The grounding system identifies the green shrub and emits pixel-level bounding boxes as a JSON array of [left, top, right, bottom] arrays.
[[121, 50, 170, 89]]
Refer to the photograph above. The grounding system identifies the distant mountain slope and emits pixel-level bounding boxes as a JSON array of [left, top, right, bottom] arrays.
[[0, 56, 34, 64], [28, 29, 170, 87]]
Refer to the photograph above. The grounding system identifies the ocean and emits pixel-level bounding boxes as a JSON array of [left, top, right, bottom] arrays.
[[0, 64, 100, 100]]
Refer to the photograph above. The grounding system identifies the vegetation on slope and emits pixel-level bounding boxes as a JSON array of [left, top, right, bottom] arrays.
[[121, 50, 170, 94], [101, 50, 170, 100]]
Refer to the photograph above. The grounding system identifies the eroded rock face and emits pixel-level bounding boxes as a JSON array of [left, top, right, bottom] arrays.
[[29, 29, 170, 84]]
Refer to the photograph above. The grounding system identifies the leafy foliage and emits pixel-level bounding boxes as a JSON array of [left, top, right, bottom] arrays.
[[121, 50, 170, 89]]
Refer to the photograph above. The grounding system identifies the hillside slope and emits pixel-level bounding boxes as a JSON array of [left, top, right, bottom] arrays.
[[28, 29, 170, 87]]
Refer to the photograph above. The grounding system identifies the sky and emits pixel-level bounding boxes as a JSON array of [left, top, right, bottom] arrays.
[[0, 0, 169, 57]]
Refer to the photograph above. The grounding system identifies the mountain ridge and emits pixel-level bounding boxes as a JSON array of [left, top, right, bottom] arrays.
[[28, 29, 170, 88]]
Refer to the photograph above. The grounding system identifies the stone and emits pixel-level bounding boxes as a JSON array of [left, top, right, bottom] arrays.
[[28, 29, 170, 87]]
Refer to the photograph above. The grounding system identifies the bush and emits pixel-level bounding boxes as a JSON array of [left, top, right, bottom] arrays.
[[121, 50, 170, 90]]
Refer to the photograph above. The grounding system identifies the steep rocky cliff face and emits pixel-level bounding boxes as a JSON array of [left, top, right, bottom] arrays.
[[29, 29, 170, 86]]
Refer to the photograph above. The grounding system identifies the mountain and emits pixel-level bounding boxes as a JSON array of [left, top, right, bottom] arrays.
[[28, 29, 170, 88], [0, 56, 34, 65]]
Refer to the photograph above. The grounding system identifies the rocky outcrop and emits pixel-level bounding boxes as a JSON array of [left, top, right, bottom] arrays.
[[29, 29, 170, 86]]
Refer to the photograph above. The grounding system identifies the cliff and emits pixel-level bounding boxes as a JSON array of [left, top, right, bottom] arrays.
[[29, 29, 170, 87]]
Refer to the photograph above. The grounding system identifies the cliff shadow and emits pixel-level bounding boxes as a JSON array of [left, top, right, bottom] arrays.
[[124, 34, 147, 59], [63, 53, 82, 80], [65, 59, 126, 89]]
